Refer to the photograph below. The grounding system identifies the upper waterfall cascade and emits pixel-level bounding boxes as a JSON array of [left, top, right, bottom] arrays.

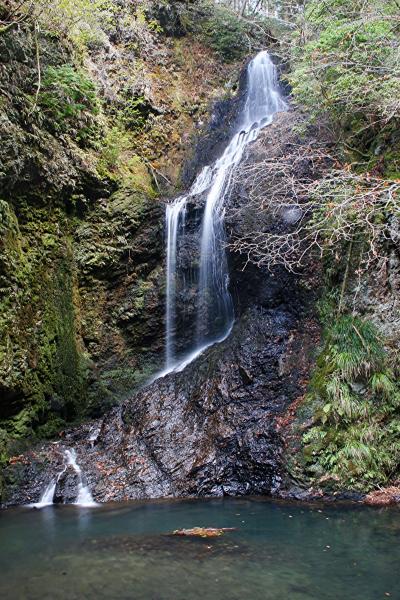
[[164, 51, 287, 374]]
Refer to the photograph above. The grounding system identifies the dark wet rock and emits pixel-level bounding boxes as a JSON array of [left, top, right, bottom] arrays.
[[171, 527, 236, 537], [2, 109, 323, 507], [53, 468, 80, 505], [181, 70, 247, 188], [3, 295, 317, 506], [82, 532, 250, 560]]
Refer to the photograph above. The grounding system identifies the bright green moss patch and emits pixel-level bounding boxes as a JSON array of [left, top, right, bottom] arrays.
[[0, 200, 89, 441]]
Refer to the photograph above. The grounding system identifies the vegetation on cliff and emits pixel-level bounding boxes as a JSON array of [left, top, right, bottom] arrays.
[[0, 0, 399, 499], [227, 0, 400, 492], [0, 0, 264, 495], [288, 0, 400, 493]]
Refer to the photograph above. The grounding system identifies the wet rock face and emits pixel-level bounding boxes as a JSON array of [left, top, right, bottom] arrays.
[[181, 75, 247, 189], [2, 111, 320, 507], [3, 300, 315, 506], [54, 469, 79, 505]]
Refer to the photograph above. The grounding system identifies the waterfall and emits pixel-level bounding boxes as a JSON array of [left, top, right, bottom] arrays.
[[165, 196, 188, 367], [30, 461, 68, 508], [164, 51, 286, 374], [31, 481, 57, 508], [65, 449, 98, 507], [30, 448, 97, 508]]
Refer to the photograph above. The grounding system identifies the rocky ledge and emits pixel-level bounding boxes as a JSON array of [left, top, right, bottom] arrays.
[[2, 110, 323, 507], [2, 300, 317, 506]]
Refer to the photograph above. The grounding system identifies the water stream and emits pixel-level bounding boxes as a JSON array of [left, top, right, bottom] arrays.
[[32, 448, 97, 508], [65, 449, 98, 507], [164, 51, 287, 374]]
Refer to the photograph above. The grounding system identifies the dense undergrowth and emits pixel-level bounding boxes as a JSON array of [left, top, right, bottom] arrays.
[[226, 0, 400, 492], [288, 0, 399, 174], [286, 0, 400, 492], [302, 311, 400, 491]]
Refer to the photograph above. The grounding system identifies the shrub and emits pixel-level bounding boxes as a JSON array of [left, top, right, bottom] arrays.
[[37, 65, 101, 146], [202, 6, 251, 61], [97, 126, 131, 178], [149, 1, 263, 61], [302, 315, 400, 491], [288, 0, 400, 152], [121, 95, 156, 131]]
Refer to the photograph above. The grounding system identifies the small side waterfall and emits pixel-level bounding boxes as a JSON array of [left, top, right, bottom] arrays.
[[31, 461, 68, 508], [32, 481, 57, 508], [164, 51, 287, 374], [31, 448, 97, 508], [65, 449, 98, 507]]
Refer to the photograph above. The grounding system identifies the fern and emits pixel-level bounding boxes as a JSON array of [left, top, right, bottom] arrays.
[[302, 314, 400, 491]]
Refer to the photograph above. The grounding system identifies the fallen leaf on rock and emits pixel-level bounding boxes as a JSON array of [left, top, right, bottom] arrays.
[[171, 527, 236, 538], [8, 455, 28, 465], [365, 487, 400, 506]]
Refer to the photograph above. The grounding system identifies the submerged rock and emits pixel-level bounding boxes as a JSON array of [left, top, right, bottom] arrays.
[[171, 527, 236, 537]]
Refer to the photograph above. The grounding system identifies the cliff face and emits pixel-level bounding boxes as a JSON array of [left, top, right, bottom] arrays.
[[2, 109, 322, 506], [0, 1, 248, 491], [2, 1, 398, 506]]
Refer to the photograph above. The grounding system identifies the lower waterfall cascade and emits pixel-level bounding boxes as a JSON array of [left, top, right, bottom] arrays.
[[164, 51, 287, 374], [32, 448, 97, 508]]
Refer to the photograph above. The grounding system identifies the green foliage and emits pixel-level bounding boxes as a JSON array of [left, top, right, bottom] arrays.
[[37, 65, 101, 147], [35, 416, 67, 439], [120, 95, 155, 131], [86, 363, 156, 417], [288, 0, 400, 155], [303, 314, 400, 491], [30, 0, 112, 45], [151, 1, 266, 61], [97, 126, 131, 178], [201, 6, 251, 61]]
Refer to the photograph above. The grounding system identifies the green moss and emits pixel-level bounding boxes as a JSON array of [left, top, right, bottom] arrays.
[[75, 186, 153, 275], [97, 126, 131, 179], [0, 200, 89, 444], [383, 150, 400, 180], [33, 257, 88, 419]]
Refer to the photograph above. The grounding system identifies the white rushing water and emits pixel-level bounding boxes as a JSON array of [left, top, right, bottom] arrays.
[[31, 481, 58, 508], [65, 449, 98, 507], [165, 196, 188, 368], [31, 448, 97, 508], [163, 51, 287, 375]]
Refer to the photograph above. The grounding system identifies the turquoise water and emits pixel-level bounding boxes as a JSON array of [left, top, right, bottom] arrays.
[[1, 498, 399, 599]]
